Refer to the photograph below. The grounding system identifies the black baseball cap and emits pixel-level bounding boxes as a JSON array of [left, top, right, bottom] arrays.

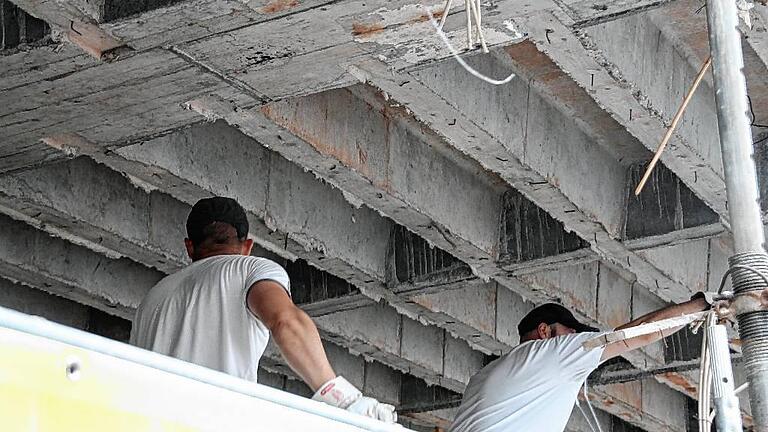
[[517, 303, 598, 336], [186, 197, 249, 245]]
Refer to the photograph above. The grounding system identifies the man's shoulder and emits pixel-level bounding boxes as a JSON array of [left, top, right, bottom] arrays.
[[506, 332, 601, 358]]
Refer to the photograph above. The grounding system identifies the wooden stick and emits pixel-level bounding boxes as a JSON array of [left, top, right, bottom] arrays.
[[634, 56, 712, 196]]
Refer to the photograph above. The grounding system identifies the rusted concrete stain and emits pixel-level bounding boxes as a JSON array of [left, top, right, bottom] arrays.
[[351, 22, 385, 38], [408, 9, 444, 24], [660, 372, 698, 395], [504, 41, 649, 164], [661, 0, 709, 59], [411, 295, 435, 311], [260, 95, 395, 194], [259, 0, 299, 14], [602, 381, 642, 410], [351, 6, 444, 38], [261, 103, 359, 174]]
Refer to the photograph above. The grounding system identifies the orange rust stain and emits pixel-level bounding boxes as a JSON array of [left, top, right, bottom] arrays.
[[351, 22, 385, 37], [504, 42, 558, 77], [409, 9, 444, 24], [260, 102, 387, 190], [412, 295, 435, 311], [661, 372, 698, 395], [603, 382, 642, 410], [260, 0, 299, 14]]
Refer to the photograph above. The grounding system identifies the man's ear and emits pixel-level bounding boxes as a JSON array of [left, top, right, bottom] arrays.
[[184, 238, 195, 260], [242, 238, 254, 256], [536, 322, 551, 339]]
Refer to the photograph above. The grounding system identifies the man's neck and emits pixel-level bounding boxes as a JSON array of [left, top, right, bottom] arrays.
[[191, 249, 244, 261]]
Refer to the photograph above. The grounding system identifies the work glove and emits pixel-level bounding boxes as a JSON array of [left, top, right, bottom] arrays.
[[312, 376, 397, 423]]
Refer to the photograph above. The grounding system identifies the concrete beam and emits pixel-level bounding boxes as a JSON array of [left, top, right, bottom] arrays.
[[1, 0, 535, 174], [0, 49, 254, 174], [0, 212, 163, 319], [352, 50, 717, 306], [195, 57, 718, 327], [515, 5, 746, 226], [0, 0, 704, 176], [0, 275, 91, 329], [10, 0, 129, 60]]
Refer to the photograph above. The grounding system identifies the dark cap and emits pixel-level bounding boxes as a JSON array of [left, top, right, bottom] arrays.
[[186, 197, 249, 245], [517, 303, 598, 336]]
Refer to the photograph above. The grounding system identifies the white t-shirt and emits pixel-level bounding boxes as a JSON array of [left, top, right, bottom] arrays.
[[130, 255, 290, 382], [449, 332, 605, 432]]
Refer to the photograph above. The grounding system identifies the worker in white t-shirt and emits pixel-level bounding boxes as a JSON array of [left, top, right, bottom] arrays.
[[449, 298, 710, 432], [130, 197, 395, 422]]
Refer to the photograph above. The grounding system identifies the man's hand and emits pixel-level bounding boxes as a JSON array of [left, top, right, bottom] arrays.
[[312, 376, 397, 423], [347, 397, 397, 423]]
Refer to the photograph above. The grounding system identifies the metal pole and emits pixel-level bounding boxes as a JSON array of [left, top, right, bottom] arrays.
[[706, 0, 768, 429], [708, 324, 744, 432], [706, 0, 764, 252]]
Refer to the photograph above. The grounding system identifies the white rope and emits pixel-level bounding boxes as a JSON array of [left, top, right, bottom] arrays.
[[698, 312, 716, 432], [583, 383, 604, 432], [425, 7, 515, 85], [575, 399, 599, 432], [467, 0, 488, 53], [465, 0, 473, 48]]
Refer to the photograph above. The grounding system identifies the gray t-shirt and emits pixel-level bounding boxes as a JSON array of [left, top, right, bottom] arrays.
[[130, 255, 290, 382], [449, 332, 605, 432]]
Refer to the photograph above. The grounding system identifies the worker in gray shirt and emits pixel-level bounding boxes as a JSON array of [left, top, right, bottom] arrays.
[[449, 298, 710, 432]]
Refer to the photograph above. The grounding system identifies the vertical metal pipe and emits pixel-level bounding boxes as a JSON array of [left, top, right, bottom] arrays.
[[706, 0, 768, 429], [706, 0, 763, 252], [708, 324, 744, 432]]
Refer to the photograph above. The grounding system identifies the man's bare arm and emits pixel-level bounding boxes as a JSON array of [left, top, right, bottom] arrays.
[[247, 280, 335, 391], [601, 297, 709, 361]]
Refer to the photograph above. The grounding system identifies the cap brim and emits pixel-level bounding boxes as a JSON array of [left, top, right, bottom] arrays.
[[562, 318, 599, 333]]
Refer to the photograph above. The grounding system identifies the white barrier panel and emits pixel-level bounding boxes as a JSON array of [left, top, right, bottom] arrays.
[[0, 306, 411, 432]]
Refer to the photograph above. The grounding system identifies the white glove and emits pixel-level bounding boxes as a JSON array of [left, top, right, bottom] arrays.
[[347, 396, 397, 423], [312, 376, 397, 423]]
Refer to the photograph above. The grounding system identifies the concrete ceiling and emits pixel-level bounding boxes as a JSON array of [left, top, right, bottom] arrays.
[[2, 0, 768, 430]]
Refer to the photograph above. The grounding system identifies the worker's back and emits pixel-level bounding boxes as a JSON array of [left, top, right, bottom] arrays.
[[449, 332, 603, 432], [130, 254, 290, 382]]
